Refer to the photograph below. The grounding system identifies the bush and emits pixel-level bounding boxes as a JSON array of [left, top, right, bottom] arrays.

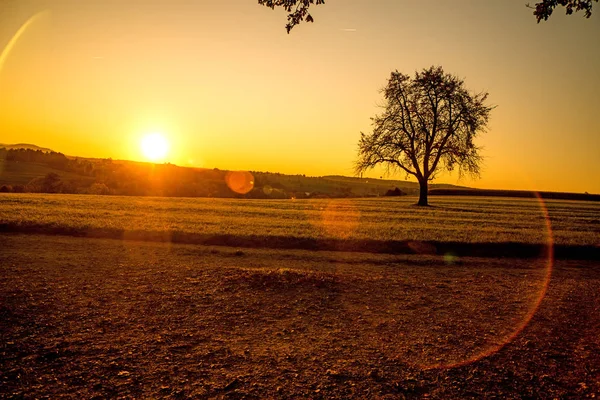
[[385, 187, 406, 196]]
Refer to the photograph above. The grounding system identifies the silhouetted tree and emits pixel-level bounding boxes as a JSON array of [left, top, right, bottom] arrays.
[[258, 0, 324, 32], [261, 0, 596, 32], [355, 66, 493, 206], [531, 0, 597, 21], [40, 173, 63, 193]]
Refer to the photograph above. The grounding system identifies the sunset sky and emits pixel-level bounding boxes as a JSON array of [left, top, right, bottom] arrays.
[[0, 0, 598, 193]]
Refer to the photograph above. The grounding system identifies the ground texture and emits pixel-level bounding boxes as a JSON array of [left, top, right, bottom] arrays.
[[1, 194, 599, 247], [1, 234, 599, 398]]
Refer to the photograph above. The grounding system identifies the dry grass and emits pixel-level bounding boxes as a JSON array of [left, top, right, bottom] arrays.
[[0, 193, 598, 248]]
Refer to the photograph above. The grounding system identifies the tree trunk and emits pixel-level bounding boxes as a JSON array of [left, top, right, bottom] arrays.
[[417, 179, 428, 206]]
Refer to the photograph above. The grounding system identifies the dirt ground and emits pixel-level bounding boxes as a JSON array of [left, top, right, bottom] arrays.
[[1, 234, 599, 398]]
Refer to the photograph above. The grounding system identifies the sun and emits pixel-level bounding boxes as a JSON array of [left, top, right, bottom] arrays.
[[141, 133, 169, 162]]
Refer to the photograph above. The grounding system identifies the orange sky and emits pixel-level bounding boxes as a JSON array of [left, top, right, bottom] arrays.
[[0, 0, 598, 193]]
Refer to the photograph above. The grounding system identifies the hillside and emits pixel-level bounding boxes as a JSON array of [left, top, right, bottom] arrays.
[[0, 159, 93, 186], [0, 145, 468, 198], [2, 145, 596, 201], [0, 143, 53, 152]]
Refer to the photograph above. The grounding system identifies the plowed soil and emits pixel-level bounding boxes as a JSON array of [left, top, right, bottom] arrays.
[[1, 234, 599, 398]]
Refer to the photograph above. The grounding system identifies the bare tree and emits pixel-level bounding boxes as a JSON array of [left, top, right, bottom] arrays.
[[355, 66, 493, 206]]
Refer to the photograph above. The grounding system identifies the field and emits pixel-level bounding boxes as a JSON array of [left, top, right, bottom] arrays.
[[1, 194, 599, 398], [1, 235, 599, 398], [0, 193, 598, 249]]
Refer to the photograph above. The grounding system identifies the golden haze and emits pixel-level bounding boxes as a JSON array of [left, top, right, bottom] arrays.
[[0, 0, 598, 193]]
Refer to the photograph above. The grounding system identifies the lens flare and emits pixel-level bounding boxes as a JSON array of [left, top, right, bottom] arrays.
[[0, 11, 50, 89], [417, 193, 554, 370], [311, 199, 361, 240], [225, 171, 254, 195], [443, 252, 459, 265]]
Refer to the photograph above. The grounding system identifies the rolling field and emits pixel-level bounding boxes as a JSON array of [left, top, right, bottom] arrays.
[[1, 194, 599, 397], [0, 193, 598, 250]]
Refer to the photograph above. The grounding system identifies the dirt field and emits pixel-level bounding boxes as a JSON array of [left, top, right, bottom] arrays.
[[1, 234, 599, 398]]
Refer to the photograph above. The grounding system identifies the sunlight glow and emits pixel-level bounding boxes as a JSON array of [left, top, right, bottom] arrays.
[[141, 133, 169, 162]]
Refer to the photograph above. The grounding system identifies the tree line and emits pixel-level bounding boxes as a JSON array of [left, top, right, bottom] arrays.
[[0, 148, 379, 198]]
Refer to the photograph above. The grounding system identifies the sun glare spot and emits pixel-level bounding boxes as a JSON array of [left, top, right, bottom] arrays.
[[141, 133, 169, 162], [225, 171, 255, 194]]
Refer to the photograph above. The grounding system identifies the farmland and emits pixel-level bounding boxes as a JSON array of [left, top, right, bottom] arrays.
[[1, 194, 599, 398], [1, 234, 599, 398], [0, 193, 598, 250]]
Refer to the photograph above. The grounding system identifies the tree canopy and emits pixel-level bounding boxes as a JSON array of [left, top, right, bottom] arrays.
[[531, 0, 597, 21], [258, 0, 324, 33], [259, 0, 596, 32], [355, 66, 493, 206]]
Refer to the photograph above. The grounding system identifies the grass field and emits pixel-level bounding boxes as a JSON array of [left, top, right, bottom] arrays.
[[0, 193, 598, 252], [1, 234, 598, 398]]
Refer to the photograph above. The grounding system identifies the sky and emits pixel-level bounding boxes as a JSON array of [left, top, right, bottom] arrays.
[[0, 0, 598, 193]]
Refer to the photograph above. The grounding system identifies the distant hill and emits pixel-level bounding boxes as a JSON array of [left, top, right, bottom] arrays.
[[0, 146, 469, 198], [323, 175, 469, 194], [0, 143, 53, 152], [0, 145, 596, 200], [429, 188, 600, 202]]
